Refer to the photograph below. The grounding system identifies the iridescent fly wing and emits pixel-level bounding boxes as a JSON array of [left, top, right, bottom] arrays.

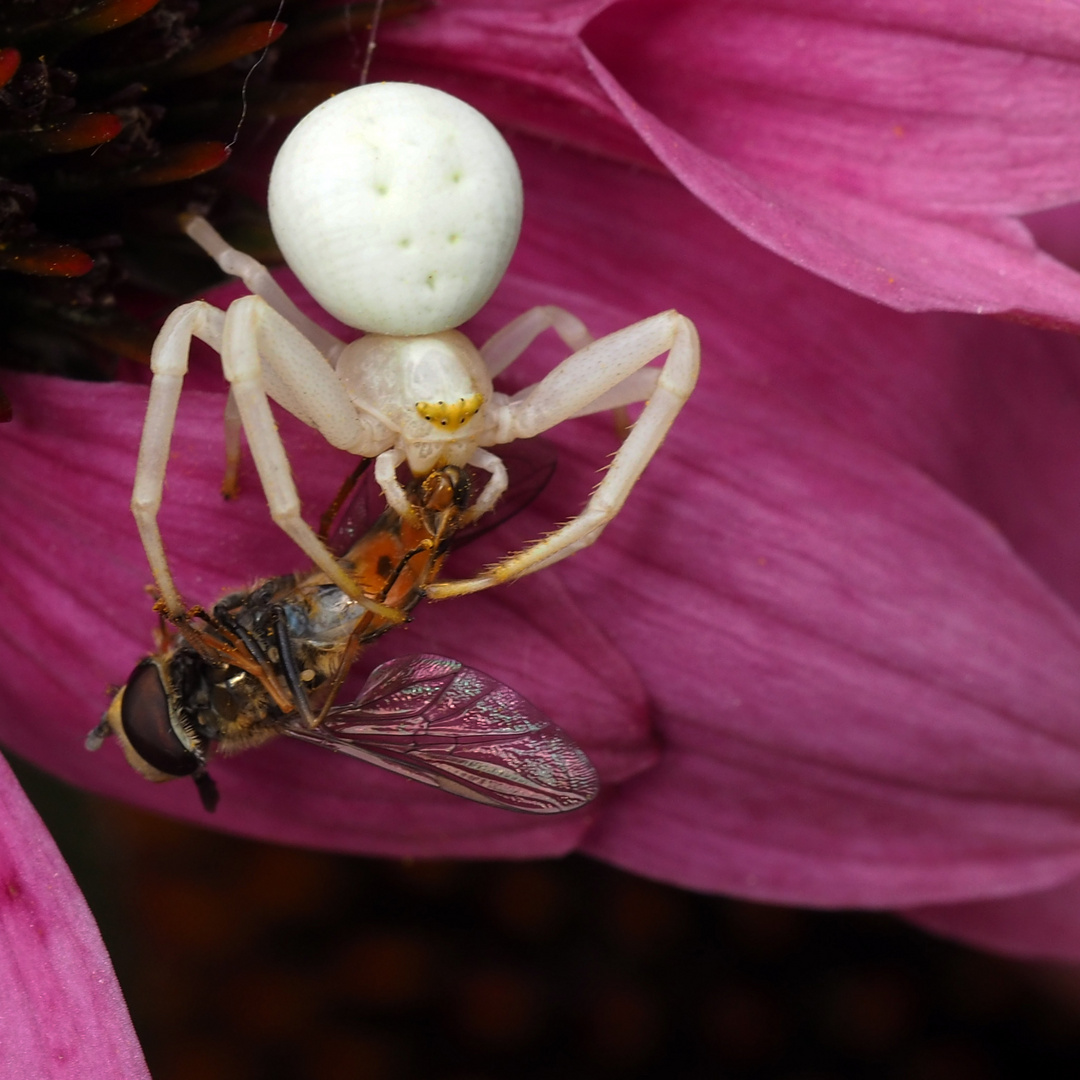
[[284, 654, 599, 813]]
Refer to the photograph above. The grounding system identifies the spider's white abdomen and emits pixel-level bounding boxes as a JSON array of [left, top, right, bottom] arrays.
[[268, 82, 522, 336]]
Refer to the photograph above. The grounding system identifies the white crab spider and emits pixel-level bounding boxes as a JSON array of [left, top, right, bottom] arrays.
[[133, 83, 699, 616]]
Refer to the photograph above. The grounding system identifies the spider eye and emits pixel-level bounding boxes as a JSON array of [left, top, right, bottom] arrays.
[[120, 659, 203, 777]]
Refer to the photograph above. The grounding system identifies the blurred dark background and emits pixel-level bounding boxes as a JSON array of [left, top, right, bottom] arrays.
[[11, 752, 1080, 1080]]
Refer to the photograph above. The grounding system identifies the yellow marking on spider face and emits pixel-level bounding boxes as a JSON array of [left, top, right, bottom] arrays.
[[415, 394, 484, 432]]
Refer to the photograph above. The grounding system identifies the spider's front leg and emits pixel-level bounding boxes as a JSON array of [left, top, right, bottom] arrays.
[[184, 215, 357, 499], [183, 215, 346, 362], [427, 310, 700, 599], [219, 295, 402, 620], [478, 304, 657, 417], [132, 301, 226, 617]]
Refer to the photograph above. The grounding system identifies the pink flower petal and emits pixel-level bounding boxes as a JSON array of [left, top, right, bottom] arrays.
[[368, 0, 1080, 322], [0, 757, 149, 1077], [906, 878, 1080, 962], [576, 407, 1080, 904]]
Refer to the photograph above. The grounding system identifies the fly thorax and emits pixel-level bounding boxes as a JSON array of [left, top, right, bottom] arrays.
[[285, 586, 367, 645]]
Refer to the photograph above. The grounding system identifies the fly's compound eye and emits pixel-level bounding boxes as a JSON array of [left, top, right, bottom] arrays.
[[120, 659, 205, 778]]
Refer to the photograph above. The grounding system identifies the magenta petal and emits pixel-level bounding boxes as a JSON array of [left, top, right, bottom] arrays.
[[576, 405, 1080, 904], [373, 0, 1080, 321], [906, 879, 1080, 962], [0, 757, 149, 1077], [582, 1, 1080, 320]]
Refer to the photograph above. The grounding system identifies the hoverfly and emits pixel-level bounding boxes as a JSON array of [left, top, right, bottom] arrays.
[[88, 464, 599, 815]]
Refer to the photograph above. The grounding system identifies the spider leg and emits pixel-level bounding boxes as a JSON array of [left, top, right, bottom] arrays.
[[483, 304, 658, 429], [566, 367, 661, 418], [184, 210, 351, 499], [222, 387, 243, 498], [374, 447, 410, 518], [182, 214, 347, 363], [220, 295, 402, 620], [428, 310, 699, 598], [131, 301, 226, 617], [480, 305, 592, 377], [463, 447, 508, 523]]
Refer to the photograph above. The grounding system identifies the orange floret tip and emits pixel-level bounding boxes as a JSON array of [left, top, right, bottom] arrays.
[[70, 0, 161, 36], [128, 141, 229, 186], [164, 21, 287, 80], [0, 244, 95, 276], [0, 49, 19, 89], [34, 114, 124, 153]]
